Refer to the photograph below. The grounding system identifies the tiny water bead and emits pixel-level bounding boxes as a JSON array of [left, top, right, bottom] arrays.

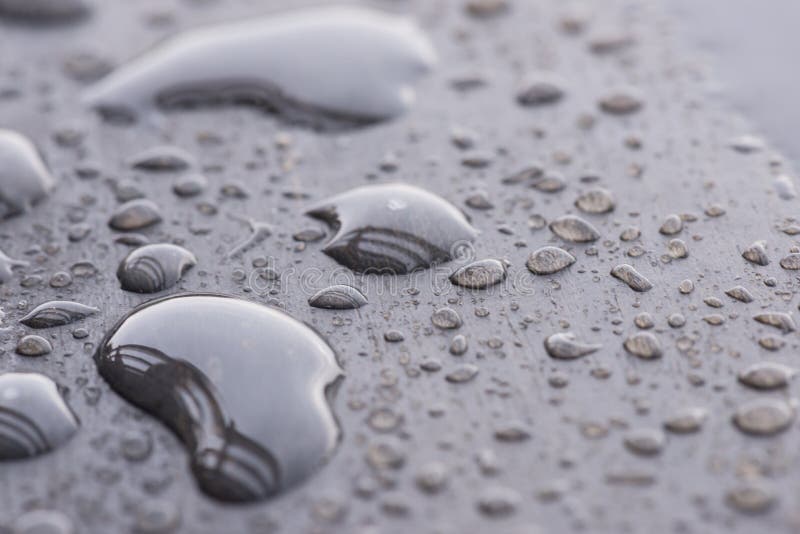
[[306, 184, 477, 274], [738, 362, 796, 390], [94, 294, 343, 502], [84, 6, 436, 128], [753, 312, 796, 333], [623, 332, 662, 359], [574, 188, 615, 214], [0, 129, 57, 220], [0, 373, 79, 460], [117, 244, 197, 293]]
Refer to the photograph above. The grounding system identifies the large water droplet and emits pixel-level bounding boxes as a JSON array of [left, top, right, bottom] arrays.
[[84, 7, 436, 129], [0, 129, 56, 219], [0, 373, 79, 460], [94, 294, 342, 502], [306, 184, 477, 274]]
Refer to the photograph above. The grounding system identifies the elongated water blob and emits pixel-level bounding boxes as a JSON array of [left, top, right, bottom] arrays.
[[83, 7, 436, 128], [0, 373, 79, 460], [0, 129, 57, 220], [306, 184, 477, 274], [20, 301, 99, 328], [94, 294, 343, 502]]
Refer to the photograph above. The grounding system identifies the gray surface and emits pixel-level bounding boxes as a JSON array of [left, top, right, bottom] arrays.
[[1, 0, 799, 532]]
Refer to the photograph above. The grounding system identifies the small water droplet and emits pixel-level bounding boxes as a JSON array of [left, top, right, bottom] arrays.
[[117, 244, 197, 293], [549, 215, 600, 243], [20, 300, 98, 328], [109, 199, 163, 231], [733, 398, 795, 436], [544, 332, 601, 360], [449, 259, 507, 289], [738, 362, 796, 390], [308, 285, 368, 310], [307, 184, 477, 274], [611, 264, 652, 292], [623, 332, 662, 360]]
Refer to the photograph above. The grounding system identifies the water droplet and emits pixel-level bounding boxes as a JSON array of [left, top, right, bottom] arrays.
[[753, 312, 796, 333], [548, 215, 600, 243], [431, 307, 462, 329], [515, 73, 566, 106], [773, 174, 796, 200], [667, 313, 685, 328], [307, 184, 477, 274], [20, 300, 98, 328], [725, 286, 753, 303], [634, 312, 654, 329], [445, 364, 478, 383], [531, 172, 566, 193], [574, 188, 615, 214], [544, 332, 601, 360], [733, 398, 795, 436], [658, 214, 683, 235], [84, 7, 436, 128], [94, 294, 343, 502], [308, 285, 368, 310], [10, 509, 75, 534], [742, 241, 769, 266], [477, 486, 520, 518], [172, 173, 207, 198], [16, 335, 53, 356], [0, 373, 79, 459], [598, 89, 643, 115], [611, 264, 652, 292], [726, 484, 775, 514], [117, 244, 196, 294], [525, 246, 575, 276], [623, 332, 662, 359], [779, 253, 800, 270], [109, 199, 163, 231], [678, 279, 694, 294], [729, 135, 765, 153], [464, 191, 493, 210], [738, 362, 796, 390], [129, 146, 194, 172], [663, 407, 707, 434], [383, 329, 404, 342], [0, 129, 56, 219], [415, 462, 448, 494], [623, 428, 665, 455], [667, 238, 688, 259], [449, 334, 468, 355], [449, 259, 507, 289]]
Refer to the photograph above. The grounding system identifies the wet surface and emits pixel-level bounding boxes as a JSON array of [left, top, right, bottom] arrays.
[[0, 0, 799, 532]]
